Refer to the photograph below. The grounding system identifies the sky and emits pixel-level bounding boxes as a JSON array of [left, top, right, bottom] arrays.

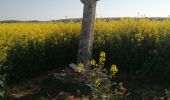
[[0, 0, 170, 21]]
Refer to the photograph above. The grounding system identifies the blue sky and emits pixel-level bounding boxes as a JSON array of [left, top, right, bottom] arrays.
[[0, 0, 170, 21]]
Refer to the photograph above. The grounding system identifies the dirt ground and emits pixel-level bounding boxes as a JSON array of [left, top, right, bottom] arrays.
[[5, 69, 170, 100]]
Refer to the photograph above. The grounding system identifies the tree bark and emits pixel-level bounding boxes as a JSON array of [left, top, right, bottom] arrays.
[[77, 0, 98, 70]]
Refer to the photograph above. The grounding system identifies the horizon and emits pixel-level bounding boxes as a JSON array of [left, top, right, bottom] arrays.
[[1, 17, 170, 22], [0, 0, 170, 21]]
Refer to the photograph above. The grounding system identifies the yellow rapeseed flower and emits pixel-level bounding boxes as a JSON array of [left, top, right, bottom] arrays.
[[110, 64, 118, 75], [99, 57, 106, 62], [100, 51, 106, 58], [77, 63, 84, 73], [78, 63, 84, 68], [95, 79, 100, 87], [90, 59, 96, 66]]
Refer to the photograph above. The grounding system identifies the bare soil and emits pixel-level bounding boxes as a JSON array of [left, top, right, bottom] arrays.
[[5, 69, 170, 100]]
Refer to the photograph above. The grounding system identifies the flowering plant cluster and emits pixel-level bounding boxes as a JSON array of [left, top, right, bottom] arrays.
[[76, 51, 118, 96]]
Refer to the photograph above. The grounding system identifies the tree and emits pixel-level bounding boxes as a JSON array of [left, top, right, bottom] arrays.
[[77, 0, 99, 70]]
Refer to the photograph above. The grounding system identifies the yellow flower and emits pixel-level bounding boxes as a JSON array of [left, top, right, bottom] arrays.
[[90, 59, 96, 66], [99, 51, 106, 66], [77, 63, 84, 73], [95, 79, 100, 87], [99, 57, 105, 62], [100, 51, 106, 58], [78, 63, 84, 68], [95, 64, 98, 67], [110, 64, 118, 75]]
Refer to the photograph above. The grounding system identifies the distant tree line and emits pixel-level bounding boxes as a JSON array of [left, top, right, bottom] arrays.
[[0, 17, 169, 23]]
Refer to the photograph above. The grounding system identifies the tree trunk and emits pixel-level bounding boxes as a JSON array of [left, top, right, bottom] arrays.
[[77, 0, 98, 70]]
